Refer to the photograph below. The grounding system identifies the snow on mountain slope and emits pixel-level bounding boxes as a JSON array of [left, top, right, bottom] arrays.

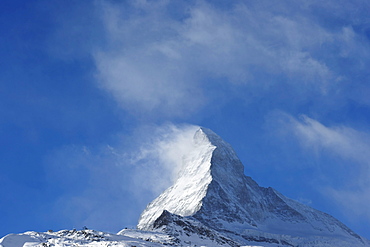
[[137, 127, 369, 246], [0, 228, 239, 247], [0, 229, 175, 247]]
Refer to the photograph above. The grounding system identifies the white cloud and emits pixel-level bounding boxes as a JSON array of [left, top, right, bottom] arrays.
[[93, 1, 204, 117], [93, 0, 368, 117], [327, 188, 370, 220], [291, 115, 370, 168]]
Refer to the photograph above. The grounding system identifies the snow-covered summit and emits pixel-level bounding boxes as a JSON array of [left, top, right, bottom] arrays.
[[137, 127, 217, 230], [137, 127, 247, 230], [137, 127, 368, 246]]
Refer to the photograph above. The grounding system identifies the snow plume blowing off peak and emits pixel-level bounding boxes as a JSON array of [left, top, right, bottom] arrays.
[[138, 127, 248, 230], [127, 124, 201, 197]]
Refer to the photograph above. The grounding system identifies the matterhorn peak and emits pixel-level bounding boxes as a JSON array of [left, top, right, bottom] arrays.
[[137, 127, 368, 247], [137, 127, 252, 231], [137, 127, 227, 230], [138, 127, 261, 231]]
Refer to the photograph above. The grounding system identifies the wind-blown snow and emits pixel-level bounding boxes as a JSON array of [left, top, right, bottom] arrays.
[[137, 128, 216, 230]]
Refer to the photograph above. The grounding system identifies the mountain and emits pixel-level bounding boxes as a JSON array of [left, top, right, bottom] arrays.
[[1, 127, 369, 247], [136, 127, 368, 246]]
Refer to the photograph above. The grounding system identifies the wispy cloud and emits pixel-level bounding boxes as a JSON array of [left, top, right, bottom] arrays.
[[93, 0, 370, 118], [274, 112, 370, 221], [292, 115, 370, 221], [291, 115, 370, 168]]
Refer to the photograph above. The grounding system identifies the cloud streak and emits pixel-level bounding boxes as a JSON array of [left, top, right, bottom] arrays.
[[292, 115, 370, 167], [275, 113, 370, 221]]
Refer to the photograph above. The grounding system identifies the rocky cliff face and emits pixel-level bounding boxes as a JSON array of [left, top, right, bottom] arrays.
[[137, 127, 368, 246]]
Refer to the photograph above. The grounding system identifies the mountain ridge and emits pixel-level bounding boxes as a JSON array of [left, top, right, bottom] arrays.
[[137, 127, 368, 246]]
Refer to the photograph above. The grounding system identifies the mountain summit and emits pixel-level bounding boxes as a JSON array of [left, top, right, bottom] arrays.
[[137, 127, 368, 246], [137, 127, 246, 230], [137, 127, 245, 230]]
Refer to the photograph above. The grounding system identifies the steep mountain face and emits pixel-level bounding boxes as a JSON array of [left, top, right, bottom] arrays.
[[137, 127, 368, 246]]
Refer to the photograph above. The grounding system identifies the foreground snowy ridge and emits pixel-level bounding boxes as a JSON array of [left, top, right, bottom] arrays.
[[1, 127, 369, 247], [0, 228, 267, 247]]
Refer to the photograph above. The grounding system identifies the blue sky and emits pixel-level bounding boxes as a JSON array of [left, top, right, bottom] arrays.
[[1, 0, 370, 240]]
